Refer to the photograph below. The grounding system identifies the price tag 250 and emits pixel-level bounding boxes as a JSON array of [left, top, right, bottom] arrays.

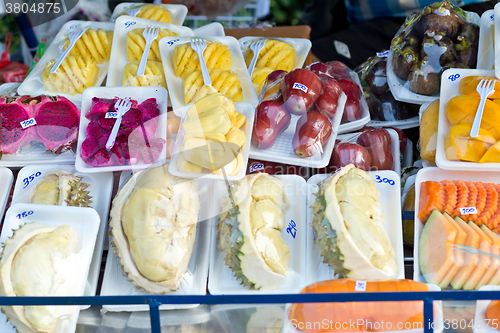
[[23, 171, 42, 189], [16, 211, 33, 219], [374, 175, 395, 186]]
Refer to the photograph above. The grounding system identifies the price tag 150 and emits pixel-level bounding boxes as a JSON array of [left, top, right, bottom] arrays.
[[16, 210, 33, 219], [23, 171, 42, 189], [374, 175, 395, 186], [460, 207, 477, 215]]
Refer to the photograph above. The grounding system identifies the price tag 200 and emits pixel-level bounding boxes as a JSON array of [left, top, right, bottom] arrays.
[[460, 207, 477, 215], [105, 112, 118, 119]]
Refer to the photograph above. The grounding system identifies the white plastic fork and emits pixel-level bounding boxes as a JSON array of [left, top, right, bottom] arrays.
[[453, 244, 500, 260], [50, 28, 87, 73], [190, 38, 212, 86], [126, 7, 142, 17], [470, 79, 496, 138], [247, 39, 266, 76], [106, 98, 132, 150], [136, 25, 159, 77]]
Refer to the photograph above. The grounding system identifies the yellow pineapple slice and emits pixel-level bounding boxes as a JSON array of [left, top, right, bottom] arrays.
[[245, 39, 296, 72], [122, 60, 167, 88], [127, 28, 179, 62], [64, 29, 113, 64], [171, 41, 232, 78], [182, 68, 243, 105], [251, 66, 274, 95], [42, 56, 98, 95], [120, 4, 173, 24]]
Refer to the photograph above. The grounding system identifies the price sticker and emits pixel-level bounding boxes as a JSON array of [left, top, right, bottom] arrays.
[[460, 207, 477, 215], [22, 171, 42, 189], [292, 82, 308, 93], [286, 220, 297, 238], [105, 112, 118, 119], [376, 50, 389, 58], [20, 118, 36, 129], [16, 210, 33, 219], [448, 73, 461, 82], [249, 164, 264, 173], [374, 175, 395, 186], [355, 280, 367, 291]]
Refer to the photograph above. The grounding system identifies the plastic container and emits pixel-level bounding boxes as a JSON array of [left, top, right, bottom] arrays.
[[75, 86, 168, 173], [475, 285, 500, 333], [368, 116, 419, 129], [478, 9, 495, 70], [338, 71, 371, 134], [238, 36, 312, 73], [110, 3, 188, 26], [126, 305, 212, 330], [0, 203, 100, 333], [168, 101, 255, 181], [0, 82, 20, 96], [106, 16, 193, 88], [159, 36, 259, 110], [11, 164, 113, 296], [413, 167, 500, 284], [403, 139, 414, 168], [282, 284, 443, 333], [192, 22, 225, 37], [306, 171, 405, 285], [18, 21, 115, 103], [0, 168, 13, 219], [208, 174, 307, 295], [419, 99, 439, 168], [100, 170, 213, 312], [435, 68, 499, 171]]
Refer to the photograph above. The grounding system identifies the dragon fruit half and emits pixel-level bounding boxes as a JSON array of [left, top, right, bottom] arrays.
[[33, 96, 80, 152], [0, 96, 37, 154]]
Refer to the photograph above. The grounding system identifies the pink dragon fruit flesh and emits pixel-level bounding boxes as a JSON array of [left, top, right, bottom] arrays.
[[128, 121, 157, 145], [130, 138, 166, 164], [121, 108, 143, 128], [87, 148, 124, 167], [34, 95, 80, 151], [0, 96, 36, 154], [86, 102, 112, 121], [138, 98, 160, 123], [86, 121, 108, 139], [98, 118, 116, 130], [81, 137, 102, 161], [118, 125, 133, 138]]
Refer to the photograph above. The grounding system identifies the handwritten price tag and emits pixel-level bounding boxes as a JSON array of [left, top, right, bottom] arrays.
[[105, 112, 118, 119], [448, 73, 461, 82], [374, 175, 395, 186], [16, 210, 33, 219], [22, 171, 42, 189], [20, 118, 36, 129], [293, 82, 308, 93], [249, 164, 264, 173], [355, 280, 367, 291], [286, 220, 297, 238], [376, 50, 389, 58], [460, 207, 477, 215], [166, 39, 180, 46]]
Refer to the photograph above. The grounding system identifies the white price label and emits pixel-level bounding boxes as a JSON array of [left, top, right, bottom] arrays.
[[355, 280, 367, 292], [292, 82, 308, 93], [20, 118, 36, 129], [376, 50, 389, 58], [460, 207, 477, 215], [105, 112, 118, 119]]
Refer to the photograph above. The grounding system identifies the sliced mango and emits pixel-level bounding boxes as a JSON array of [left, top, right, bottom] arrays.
[[445, 124, 496, 162], [458, 76, 500, 99], [479, 141, 500, 163]]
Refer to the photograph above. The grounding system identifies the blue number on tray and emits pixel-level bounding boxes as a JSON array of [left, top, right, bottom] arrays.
[[374, 175, 395, 186], [23, 171, 42, 189], [16, 210, 34, 219]]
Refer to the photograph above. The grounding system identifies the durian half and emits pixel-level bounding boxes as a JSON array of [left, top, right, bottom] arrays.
[[31, 171, 92, 207]]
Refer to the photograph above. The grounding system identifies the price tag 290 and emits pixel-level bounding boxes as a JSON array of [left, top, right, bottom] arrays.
[[460, 207, 477, 215], [20, 118, 36, 129], [286, 220, 297, 238]]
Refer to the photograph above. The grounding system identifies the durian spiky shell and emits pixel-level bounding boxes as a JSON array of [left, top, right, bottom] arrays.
[[31, 171, 92, 207], [0, 222, 61, 333], [109, 165, 200, 294]]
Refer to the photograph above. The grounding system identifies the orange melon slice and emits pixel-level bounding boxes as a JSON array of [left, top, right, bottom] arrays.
[[486, 184, 500, 230], [453, 180, 469, 218], [476, 224, 500, 289], [419, 210, 457, 285], [441, 180, 458, 216], [418, 181, 446, 223], [470, 182, 487, 222], [482, 225, 500, 287], [462, 221, 493, 290], [461, 182, 478, 221], [477, 184, 499, 227], [439, 213, 467, 289], [451, 217, 480, 290]]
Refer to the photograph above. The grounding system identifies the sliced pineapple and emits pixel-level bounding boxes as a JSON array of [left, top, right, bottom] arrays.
[[171, 41, 232, 78], [251, 66, 274, 95], [42, 56, 99, 95], [244, 39, 296, 72], [122, 61, 167, 88], [120, 4, 173, 23], [127, 28, 179, 62], [182, 68, 243, 105], [63, 29, 113, 64]]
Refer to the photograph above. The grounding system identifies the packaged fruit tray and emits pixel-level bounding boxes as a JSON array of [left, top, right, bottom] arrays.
[[106, 16, 193, 89], [208, 175, 307, 295], [367, 116, 419, 129], [159, 36, 259, 110], [75, 86, 168, 173], [0, 168, 13, 220], [0, 203, 100, 333], [495, 3, 500, 78], [306, 170, 405, 285], [100, 171, 213, 312], [413, 167, 500, 291], [168, 100, 255, 181], [110, 2, 188, 26], [11, 165, 113, 297], [191, 22, 225, 37], [18, 20, 115, 103], [435, 69, 500, 171], [475, 285, 500, 333], [478, 9, 495, 70], [419, 99, 439, 168]]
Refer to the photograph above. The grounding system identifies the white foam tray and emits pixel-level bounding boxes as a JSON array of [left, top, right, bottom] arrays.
[[435, 69, 500, 171], [18, 20, 114, 103], [208, 175, 307, 295], [75, 86, 168, 173], [106, 16, 193, 88], [413, 167, 500, 283], [192, 23, 225, 37], [475, 285, 500, 333], [100, 169, 213, 312], [11, 165, 113, 296], [110, 2, 188, 26], [168, 102, 255, 181], [159, 36, 259, 111], [367, 116, 419, 129], [306, 171, 405, 284], [403, 138, 414, 168], [238, 36, 311, 73], [336, 128, 401, 175], [282, 284, 443, 333], [478, 9, 495, 70], [0, 203, 100, 333], [0, 168, 13, 219]]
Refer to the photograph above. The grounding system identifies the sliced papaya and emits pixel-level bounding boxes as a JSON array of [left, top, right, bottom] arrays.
[[478, 224, 500, 289], [470, 182, 487, 222], [441, 180, 458, 216], [445, 124, 496, 162], [418, 181, 446, 223], [461, 182, 478, 222], [439, 212, 467, 289], [479, 140, 500, 163], [451, 217, 480, 290], [462, 221, 493, 290], [487, 184, 500, 230], [453, 180, 469, 218], [477, 184, 499, 226], [419, 210, 458, 285], [458, 76, 500, 99]]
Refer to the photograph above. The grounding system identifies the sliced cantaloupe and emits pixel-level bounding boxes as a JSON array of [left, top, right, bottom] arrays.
[[439, 212, 467, 289], [477, 224, 500, 289], [462, 221, 493, 290], [477, 183, 499, 226], [442, 180, 458, 216], [470, 182, 487, 223], [419, 210, 457, 285], [453, 180, 469, 218], [451, 217, 481, 290], [418, 181, 446, 223]]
